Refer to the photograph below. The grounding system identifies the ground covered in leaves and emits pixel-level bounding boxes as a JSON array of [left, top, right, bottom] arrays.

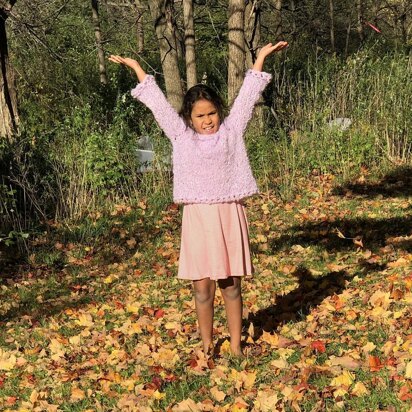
[[1, 168, 412, 411]]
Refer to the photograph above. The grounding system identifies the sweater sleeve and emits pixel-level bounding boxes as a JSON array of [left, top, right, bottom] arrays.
[[224, 69, 272, 136], [131, 75, 187, 141]]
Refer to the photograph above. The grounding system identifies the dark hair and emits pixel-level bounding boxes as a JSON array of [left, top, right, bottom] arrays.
[[180, 84, 226, 127]]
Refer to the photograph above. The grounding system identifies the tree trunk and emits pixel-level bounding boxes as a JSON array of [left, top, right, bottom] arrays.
[[135, 0, 145, 53], [244, 0, 264, 130], [91, 0, 108, 85], [329, 0, 335, 53], [149, 0, 183, 111], [227, 0, 245, 106], [183, 0, 197, 89], [0, 1, 19, 140], [244, 0, 261, 70], [357, 0, 365, 42], [273, 0, 282, 39], [290, 0, 297, 38]]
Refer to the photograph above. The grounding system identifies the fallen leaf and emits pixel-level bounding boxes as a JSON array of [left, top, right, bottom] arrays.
[[330, 370, 355, 387], [351, 381, 369, 396], [210, 386, 226, 402]]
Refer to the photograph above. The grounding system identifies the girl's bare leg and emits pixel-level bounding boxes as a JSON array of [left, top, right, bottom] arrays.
[[218, 277, 242, 356], [193, 278, 216, 354]]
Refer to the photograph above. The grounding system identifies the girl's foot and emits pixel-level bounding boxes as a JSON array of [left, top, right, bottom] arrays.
[[204, 342, 214, 358], [230, 345, 243, 357]]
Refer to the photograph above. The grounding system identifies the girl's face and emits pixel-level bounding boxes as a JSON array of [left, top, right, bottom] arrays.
[[190, 99, 220, 134]]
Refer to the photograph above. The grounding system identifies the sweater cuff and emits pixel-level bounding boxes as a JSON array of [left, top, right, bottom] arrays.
[[245, 69, 272, 82], [131, 75, 156, 99]]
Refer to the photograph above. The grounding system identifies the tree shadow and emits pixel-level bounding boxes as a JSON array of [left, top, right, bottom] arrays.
[[269, 215, 412, 253], [333, 166, 412, 199], [245, 267, 349, 339]]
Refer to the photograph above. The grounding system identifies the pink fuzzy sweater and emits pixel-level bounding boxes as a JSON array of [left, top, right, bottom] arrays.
[[131, 69, 272, 204]]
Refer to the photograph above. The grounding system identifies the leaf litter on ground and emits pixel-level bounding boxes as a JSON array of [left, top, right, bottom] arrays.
[[0, 171, 412, 411]]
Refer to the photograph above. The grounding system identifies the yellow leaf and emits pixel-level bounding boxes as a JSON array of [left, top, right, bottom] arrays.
[[103, 275, 114, 284], [261, 331, 279, 346], [75, 313, 94, 327], [0, 350, 16, 371], [369, 290, 391, 309], [210, 386, 226, 402], [405, 360, 412, 379], [48, 339, 65, 360], [330, 370, 355, 387], [333, 387, 348, 398], [152, 348, 179, 368], [70, 387, 85, 402], [220, 339, 231, 354], [126, 303, 140, 313], [69, 335, 81, 345], [242, 371, 256, 389], [362, 342, 376, 354], [270, 358, 289, 369], [29, 390, 39, 403], [152, 390, 166, 400], [253, 390, 279, 412], [351, 382, 369, 396]]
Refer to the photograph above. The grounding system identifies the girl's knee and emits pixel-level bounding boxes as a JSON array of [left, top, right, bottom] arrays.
[[193, 280, 215, 304], [219, 277, 241, 300]]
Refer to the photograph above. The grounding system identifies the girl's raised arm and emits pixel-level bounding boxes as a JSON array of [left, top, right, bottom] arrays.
[[109, 55, 186, 141], [225, 42, 288, 136]]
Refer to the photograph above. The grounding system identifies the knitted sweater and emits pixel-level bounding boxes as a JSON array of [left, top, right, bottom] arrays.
[[131, 69, 272, 204]]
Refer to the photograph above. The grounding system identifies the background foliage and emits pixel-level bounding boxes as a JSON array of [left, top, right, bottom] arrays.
[[1, 0, 411, 249]]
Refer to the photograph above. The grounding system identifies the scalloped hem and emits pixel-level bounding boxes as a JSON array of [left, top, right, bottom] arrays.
[[246, 69, 272, 82], [173, 190, 259, 204], [130, 75, 156, 99]]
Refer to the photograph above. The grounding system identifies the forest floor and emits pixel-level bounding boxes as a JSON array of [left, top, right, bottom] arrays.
[[1, 168, 412, 412]]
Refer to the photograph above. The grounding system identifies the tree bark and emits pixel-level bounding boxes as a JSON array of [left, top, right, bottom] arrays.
[[135, 0, 145, 53], [244, 0, 264, 130], [149, 0, 183, 111], [91, 0, 108, 85], [244, 0, 261, 70], [273, 0, 282, 39], [0, 0, 19, 140], [227, 0, 245, 106], [290, 0, 297, 38], [183, 0, 197, 89], [357, 0, 365, 42], [329, 0, 335, 53]]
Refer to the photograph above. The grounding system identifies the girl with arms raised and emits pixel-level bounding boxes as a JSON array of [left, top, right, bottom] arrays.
[[109, 41, 288, 356]]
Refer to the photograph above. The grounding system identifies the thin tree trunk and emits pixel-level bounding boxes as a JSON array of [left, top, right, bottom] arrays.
[[149, 0, 183, 111], [91, 0, 108, 85], [290, 0, 296, 38], [357, 0, 365, 42], [135, 0, 145, 53], [227, 0, 245, 106], [0, 1, 19, 140], [244, 0, 264, 130], [273, 0, 282, 39], [183, 0, 197, 89], [329, 0, 335, 53], [244, 0, 261, 70]]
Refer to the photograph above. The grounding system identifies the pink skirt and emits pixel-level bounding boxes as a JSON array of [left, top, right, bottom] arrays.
[[178, 202, 253, 281]]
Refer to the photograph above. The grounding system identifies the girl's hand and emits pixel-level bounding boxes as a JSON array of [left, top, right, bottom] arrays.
[[253, 41, 288, 71], [108, 55, 147, 82]]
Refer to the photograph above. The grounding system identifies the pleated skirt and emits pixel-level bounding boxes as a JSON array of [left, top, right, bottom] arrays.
[[177, 202, 253, 281]]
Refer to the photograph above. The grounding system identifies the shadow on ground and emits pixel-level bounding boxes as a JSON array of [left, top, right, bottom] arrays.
[[269, 215, 412, 253], [333, 166, 412, 199], [245, 267, 349, 341]]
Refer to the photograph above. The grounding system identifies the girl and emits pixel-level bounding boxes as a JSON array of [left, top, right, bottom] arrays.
[[109, 41, 288, 356]]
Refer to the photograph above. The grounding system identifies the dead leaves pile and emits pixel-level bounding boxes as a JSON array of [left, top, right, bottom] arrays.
[[1, 172, 412, 411]]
